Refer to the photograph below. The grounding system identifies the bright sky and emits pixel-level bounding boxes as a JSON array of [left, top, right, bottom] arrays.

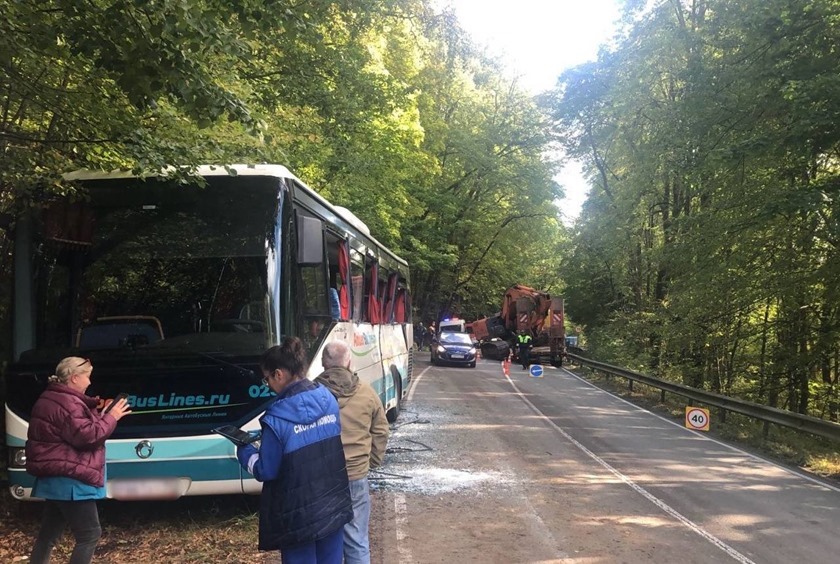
[[445, 0, 622, 224]]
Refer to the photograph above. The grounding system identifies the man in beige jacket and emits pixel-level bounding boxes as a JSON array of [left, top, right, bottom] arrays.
[[316, 341, 389, 564]]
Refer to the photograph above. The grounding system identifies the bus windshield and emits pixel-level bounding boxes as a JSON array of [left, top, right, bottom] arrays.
[[22, 176, 279, 359], [6, 175, 283, 439]]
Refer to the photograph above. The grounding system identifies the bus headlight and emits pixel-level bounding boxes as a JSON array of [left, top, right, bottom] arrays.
[[9, 447, 26, 468]]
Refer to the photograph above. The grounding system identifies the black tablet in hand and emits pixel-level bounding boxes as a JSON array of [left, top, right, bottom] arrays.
[[213, 425, 260, 447], [103, 393, 129, 414]]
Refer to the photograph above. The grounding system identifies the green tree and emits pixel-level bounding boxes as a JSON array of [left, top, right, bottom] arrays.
[[549, 0, 840, 419], [0, 0, 570, 371]]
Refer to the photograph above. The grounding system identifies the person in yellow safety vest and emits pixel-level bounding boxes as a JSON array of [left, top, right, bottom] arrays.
[[516, 331, 533, 370]]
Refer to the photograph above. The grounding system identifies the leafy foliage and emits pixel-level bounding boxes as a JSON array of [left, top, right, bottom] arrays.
[[547, 0, 840, 420], [0, 0, 566, 360]]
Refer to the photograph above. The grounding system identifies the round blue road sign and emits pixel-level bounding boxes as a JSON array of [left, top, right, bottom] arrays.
[[529, 364, 544, 378]]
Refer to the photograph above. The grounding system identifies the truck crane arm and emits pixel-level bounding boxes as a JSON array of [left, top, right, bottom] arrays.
[[472, 284, 565, 366]]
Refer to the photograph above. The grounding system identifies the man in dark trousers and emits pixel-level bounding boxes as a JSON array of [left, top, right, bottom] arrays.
[[414, 323, 426, 350], [516, 330, 533, 370]]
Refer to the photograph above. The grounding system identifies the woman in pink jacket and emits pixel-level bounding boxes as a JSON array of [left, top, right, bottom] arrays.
[[26, 356, 131, 564]]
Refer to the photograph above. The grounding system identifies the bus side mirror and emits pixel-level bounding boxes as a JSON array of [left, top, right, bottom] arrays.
[[296, 214, 323, 265]]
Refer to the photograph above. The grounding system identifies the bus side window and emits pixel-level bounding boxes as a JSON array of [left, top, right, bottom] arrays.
[[382, 271, 397, 323], [295, 215, 329, 351], [350, 248, 364, 321], [364, 259, 381, 323], [394, 285, 408, 323], [297, 265, 327, 311], [325, 234, 342, 320]]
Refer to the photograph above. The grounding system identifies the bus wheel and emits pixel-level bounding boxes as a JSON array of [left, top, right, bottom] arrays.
[[386, 369, 402, 423]]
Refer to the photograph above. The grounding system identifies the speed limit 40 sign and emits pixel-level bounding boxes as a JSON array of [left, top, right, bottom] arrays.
[[685, 407, 710, 431]]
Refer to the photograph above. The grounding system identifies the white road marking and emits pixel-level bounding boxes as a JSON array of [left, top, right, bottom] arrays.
[[518, 483, 569, 559], [504, 370, 757, 564], [407, 364, 431, 403], [394, 493, 413, 563], [396, 363, 428, 563]]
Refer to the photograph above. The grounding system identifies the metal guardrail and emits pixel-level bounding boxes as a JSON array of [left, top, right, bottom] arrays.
[[567, 351, 840, 443]]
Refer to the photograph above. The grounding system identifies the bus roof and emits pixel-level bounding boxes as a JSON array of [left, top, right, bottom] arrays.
[[62, 164, 407, 267], [62, 164, 298, 182]]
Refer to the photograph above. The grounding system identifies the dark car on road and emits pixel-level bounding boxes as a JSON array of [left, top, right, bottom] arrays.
[[431, 331, 477, 368]]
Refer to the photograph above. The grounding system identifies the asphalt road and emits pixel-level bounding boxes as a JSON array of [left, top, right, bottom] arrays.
[[368, 356, 840, 563]]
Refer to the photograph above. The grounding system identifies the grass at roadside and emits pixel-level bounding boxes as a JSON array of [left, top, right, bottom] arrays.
[[569, 363, 840, 481], [0, 489, 270, 563]]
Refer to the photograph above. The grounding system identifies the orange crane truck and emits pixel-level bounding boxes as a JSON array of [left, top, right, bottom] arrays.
[[472, 284, 566, 366]]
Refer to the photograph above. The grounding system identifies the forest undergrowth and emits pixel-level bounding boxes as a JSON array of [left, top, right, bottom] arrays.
[[0, 490, 268, 563]]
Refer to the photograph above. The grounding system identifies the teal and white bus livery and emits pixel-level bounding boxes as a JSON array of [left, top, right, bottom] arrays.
[[4, 164, 413, 500]]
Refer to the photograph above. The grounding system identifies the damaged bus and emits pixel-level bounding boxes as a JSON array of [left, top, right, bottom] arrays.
[[4, 164, 413, 500]]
